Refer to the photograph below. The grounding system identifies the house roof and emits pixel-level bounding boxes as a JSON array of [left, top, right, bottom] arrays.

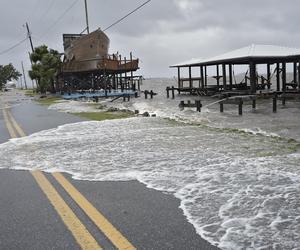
[[171, 44, 300, 67]]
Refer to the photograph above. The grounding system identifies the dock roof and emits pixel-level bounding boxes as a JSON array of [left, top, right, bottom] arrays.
[[171, 44, 300, 67]]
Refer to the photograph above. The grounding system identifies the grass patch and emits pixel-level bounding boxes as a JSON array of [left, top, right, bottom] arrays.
[[35, 96, 62, 106], [73, 111, 134, 121], [24, 89, 38, 97]]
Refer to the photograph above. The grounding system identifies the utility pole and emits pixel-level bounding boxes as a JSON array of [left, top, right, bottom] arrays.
[[84, 0, 90, 34], [20, 76, 23, 89], [25, 23, 38, 88], [21, 61, 28, 90], [28, 51, 36, 88], [26, 22, 34, 52]]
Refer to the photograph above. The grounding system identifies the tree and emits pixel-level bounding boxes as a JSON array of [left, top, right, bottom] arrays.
[[0, 63, 21, 90], [29, 45, 61, 94]]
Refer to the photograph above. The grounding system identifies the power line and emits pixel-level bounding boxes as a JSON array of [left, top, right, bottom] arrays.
[[40, 0, 80, 38], [36, 0, 57, 24], [0, 37, 28, 56], [103, 0, 152, 31]]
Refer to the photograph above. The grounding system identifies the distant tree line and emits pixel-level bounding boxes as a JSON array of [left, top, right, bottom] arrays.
[[0, 63, 21, 90]]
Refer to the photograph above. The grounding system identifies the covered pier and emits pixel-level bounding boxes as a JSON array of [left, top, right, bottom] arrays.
[[170, 44, 300, 96]]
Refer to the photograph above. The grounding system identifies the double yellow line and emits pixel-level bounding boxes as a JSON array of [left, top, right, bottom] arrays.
[[2, 107, 136, 250]]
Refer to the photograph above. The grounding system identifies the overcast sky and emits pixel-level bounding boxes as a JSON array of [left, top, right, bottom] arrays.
[[1, 0, 300, 84]]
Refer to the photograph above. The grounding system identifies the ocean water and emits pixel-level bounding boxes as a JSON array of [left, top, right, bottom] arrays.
[[2, 79, 300, 249]]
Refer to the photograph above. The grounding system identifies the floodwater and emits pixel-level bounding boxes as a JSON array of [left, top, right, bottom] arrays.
[[1, 79, 300, 249]]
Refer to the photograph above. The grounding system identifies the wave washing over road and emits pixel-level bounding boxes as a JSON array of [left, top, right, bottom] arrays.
[[2, 79, 300, 249]]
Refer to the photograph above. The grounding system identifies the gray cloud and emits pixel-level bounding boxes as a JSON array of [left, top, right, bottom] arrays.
[[1, 0, 300, 82]]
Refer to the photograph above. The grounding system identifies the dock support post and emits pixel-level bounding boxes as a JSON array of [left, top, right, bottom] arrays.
[[220, 102, 224, 113], [222, 64, 227, 90], [200, 66, 204, 89], [204, 66, 207, 87], [130, 52, 133, 86], [177, 67, 181, 88], [252, 99, 256, 109], [189, 66, 192, 88], [282, 62, 286, 92], [238, 99, 243, 115], [276, 62, 280, 91], [249, 61, 256, 94], [196, 100, 202, 112], [179, 100, 184, 110], [145, 90, 148, 99], [298, 62, 300, 90], [166, 87, 170, 98], [267, 63, 271, 89], [150, 90, 154, 99], [216, 65, 220, 90], [171, 86, 175, 99], [293, 62, 297, 85], [229, 64, 233, 90], [273, 94, 277, 113]]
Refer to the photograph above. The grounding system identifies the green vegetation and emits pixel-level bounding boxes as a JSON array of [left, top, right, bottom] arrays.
[[73, 111, 134, 121], [0, 63, 21, 90], [36, 96, 62, 106], [24, 89, 38, 97], [29, 45, 61, 94]]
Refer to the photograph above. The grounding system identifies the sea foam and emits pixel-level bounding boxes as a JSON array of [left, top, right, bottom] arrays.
[[1, 117, 300, 249]]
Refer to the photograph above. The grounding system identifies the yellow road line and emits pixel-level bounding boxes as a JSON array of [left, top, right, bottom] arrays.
[[2, 109, 17, 138], [3, 107, 103, 250], [53, 172, 136, 250], [6, 109, 26, 137], [31, 171, 102, 250]]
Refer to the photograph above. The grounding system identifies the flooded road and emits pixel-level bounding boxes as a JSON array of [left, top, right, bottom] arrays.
[[2, 81, 300, 249]]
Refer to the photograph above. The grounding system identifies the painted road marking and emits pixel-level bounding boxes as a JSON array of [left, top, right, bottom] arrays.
[[53, 172, 136, 250], [3, 107, 136, 249], [2, 108, 17, 138], [31, 171, 102, 250], [3, 107, 102, 250], [5, 109, 26, 137]]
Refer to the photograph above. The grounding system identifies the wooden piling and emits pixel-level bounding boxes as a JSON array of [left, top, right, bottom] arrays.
[[177, 67, 181, 88], [220, 102, 224, 113], [273, 94, 277, 113], [189, 66, 192, 88], [200, 66, 204, 89], [204, 66, 207, 87], [267, 63, 271, 89], [282, 62, 286, 92], [252, 99, 256, 109], [196, 100, 202, 112], [166, 87, 170, 98], [276, 62, 280, 91], [229, 64, 233, 90], [249, 61, 256, 94], [298, 63, 300, 90], [150, 90, 154, 99], [216, 65, 220, 89], [222, 64, 227, 90], [171, 86, 175, 99], [293, 62, 297, 84], [238, 99, 243, 115]]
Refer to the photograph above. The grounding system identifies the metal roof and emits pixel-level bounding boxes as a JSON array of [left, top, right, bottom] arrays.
[[171, 44, 300, 67]]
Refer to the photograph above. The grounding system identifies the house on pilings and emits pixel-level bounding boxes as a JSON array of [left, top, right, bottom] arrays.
[[170, 44, 300, 96]]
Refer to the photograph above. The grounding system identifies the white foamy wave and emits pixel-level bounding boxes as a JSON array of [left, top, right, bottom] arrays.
[[48, 100, 105, 113], [0, 117, 300, 249]]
